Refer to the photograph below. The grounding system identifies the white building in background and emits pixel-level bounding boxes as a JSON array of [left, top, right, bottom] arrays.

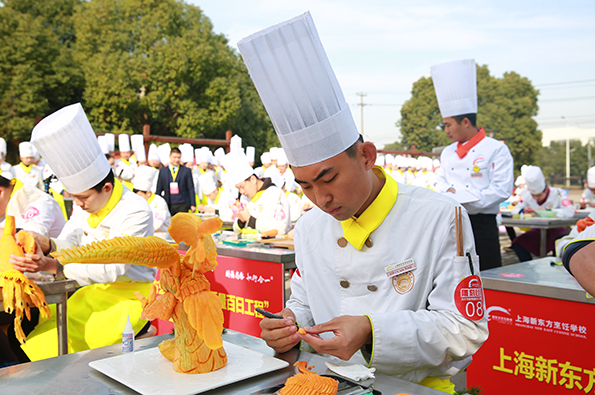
[[541, 127, 595, 146]]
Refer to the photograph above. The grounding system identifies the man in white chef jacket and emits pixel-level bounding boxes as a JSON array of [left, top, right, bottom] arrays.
[[10, 103, 155, 361], [432, 59, 514, 271], [13, 142, 44, 191], [238, 13, 488, 393], [133, 165, 172, 241]]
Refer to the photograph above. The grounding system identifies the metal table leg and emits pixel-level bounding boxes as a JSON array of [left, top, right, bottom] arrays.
[[56, 292, 68, 356], [540, 228, 547, 257]]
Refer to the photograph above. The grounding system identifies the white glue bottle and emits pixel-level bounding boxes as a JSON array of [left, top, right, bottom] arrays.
[[122, 315, 134, 353]]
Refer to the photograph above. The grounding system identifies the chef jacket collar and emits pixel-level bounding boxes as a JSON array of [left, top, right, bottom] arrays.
[[456, 128, 486, 159], [87, 179, 124, 228]]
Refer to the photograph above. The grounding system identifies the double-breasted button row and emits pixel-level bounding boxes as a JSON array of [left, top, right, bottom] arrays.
[[337, 237, 373, 248], [338, 280, 378, 292]]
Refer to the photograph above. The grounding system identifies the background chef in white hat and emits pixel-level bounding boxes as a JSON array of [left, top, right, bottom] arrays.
[[246, 146, 256, 167], [147, 143, 162, 170], [0, 169, 65, 238], [196, 170, 234, 220], [238, 12, 487, 392], [225, 152, 291, 237], [114, 134, 138, 175], [580, 166, 595, 209], [0, 137, 12, 173], [133, 165, 172, 241], [432, 59, 514, 271], [10, 103, 155, 361], [13, 142, 44, 191], [510, 165, 573, 261]]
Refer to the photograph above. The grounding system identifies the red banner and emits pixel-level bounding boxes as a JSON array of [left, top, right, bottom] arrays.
[[467, 289, 594, 394], [204, 255, 285, 337]]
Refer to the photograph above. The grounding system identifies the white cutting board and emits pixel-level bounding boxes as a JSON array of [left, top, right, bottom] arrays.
[[89, 341, 289, 395]]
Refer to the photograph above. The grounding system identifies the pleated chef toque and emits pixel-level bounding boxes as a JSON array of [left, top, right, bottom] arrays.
[[148, 144, 160, 162], [238, 12, 360, 167], [97, 136, 109, 154], [118, 134, 131, 152], [431, 59, 477, 118], [131, 135, 145, 161], [230, 135, 242, 154], [157, 143, 171, 165], [245, 146, 255, 163], [132, 165, 157, 192], [31, 103, 111, 194], [223, 152, 254, 186], [19, 142, 34, 158], [104, 133, 115, 152], [524, 166, 546, 194], [180, 144, 194, 164]]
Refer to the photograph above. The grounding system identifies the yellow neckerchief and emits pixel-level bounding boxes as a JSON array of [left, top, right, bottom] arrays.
[[199, 167, 207, 175], [340, 166, 398, 250], [251, 189, 265, 203], [9, 179, 23, 198], [131, 154, 137, 162], [120, 158, 130, 166], [170, 165, 179, 181], [285, 190, 290, 197], [213, 188, 222, 204], [87, 180, 123, 228], [19, 162, 34, 174], [123, 180, 133, 191], [147, 193, 155, 205]]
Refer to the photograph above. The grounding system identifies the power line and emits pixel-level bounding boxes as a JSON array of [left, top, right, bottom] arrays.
[[535, 78, 595, 87], [356, 92, 368, 138], [540, 95, 595, 102]]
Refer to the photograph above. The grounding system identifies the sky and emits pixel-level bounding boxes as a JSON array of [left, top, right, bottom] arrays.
[[187, 0, 595, 148]]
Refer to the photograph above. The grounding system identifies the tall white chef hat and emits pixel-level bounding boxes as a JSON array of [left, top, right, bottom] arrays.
[[131, 135, 146, 161], [196, 147, 209, 164], [261, 152, 271, 165], [433, 158, 441, 169], [385, 154, 394, 165], [97, 136, 109, 154], [104, 133, 115, 152], [587, 166, 595, 189], [132, 165, 157, 192], [524, 166, 546, 194], [206, 149, 215, 165], [238, 12, 359, 167], [0, 169, 14, 181], [157, 143, 171, 165], [0, 137, 7, 156], [148, 143, 160, 162], [199, 172, 218, 196], [269, 147, 279, 161], [277, 149, 288, 166], [118, 134, 131, 152], [180, 144, 194, 164], [230, 135, 242, 154], [245, 146, 255, 163], [223, 152, 254, 186], [19, 142, 34, 158], [514, 175, 525, 187], [31, 103, 111, 194], [394, 155, 405, 168], [375, 155, 384, 167], [214, 147, 226, 166], [431, 59, 477, 118]]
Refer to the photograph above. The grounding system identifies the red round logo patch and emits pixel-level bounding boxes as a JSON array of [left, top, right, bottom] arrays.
[[454, 275, 485, 321], [21, 206, 40, 220]]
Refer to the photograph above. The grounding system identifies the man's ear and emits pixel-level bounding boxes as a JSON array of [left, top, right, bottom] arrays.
[[360, 141, 378, 171], [103, 182, 114, 194]]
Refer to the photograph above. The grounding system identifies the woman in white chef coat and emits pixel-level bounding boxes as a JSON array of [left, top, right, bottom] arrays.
[[511, 166, 573, 261], [226, 153, 291, 236], [13, 142, 44, 191], [133, 165, 172, 241], [238, 14, 487, 393], [9, 104, 155, 361], [196, 171, 235, 220]]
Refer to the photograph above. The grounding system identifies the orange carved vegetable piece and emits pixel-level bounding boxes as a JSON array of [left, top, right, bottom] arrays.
[[0, 216, 50, 344], [298, 327, 307, 335], [261, 229, 278, 238], [278, 361, 338, 395], [16, 231, 36, 255], [168, 213, 202, 246]]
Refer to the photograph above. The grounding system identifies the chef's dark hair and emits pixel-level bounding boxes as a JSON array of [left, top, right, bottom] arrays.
[[452, 113, 477, 127], [345, 134, 364, 159], [170, 147, 181, 155], [91, 170, 115, 193], [0, 176, 11, 188]]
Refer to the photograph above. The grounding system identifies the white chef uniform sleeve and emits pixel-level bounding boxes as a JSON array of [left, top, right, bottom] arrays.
[[363, 209, 488, 375], [464, 144, 514, 211], [57, 201, 154, 286], [151, 197, 169, 231], [285, 225, 315, 329], [432, 152, 451, 193], [255, 188, 291, 236]]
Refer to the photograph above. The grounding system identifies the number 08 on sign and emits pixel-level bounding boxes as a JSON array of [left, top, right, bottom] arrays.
[[455, 275, 485, 320]]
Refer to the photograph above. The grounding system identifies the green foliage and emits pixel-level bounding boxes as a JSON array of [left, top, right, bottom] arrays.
[[382, 140, 405, 151], [398, 65, 541, 170], [454, 386, 483, 395], [0, 0, 83, 153], [0, 0, 273, 160], [537, 140, 592, 186], [73, 0, 271, 144]]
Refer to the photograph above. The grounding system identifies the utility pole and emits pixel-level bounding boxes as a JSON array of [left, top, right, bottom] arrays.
[[562, 116, 570, 188], [356, 92, 368, 138]]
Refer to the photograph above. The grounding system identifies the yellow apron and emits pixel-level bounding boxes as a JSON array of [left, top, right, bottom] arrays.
[[22, 281, 151, 361], [419, 377, 456, 393]]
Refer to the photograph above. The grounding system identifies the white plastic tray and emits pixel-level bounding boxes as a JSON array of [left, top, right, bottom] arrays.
[[89, 341, 288, 395]]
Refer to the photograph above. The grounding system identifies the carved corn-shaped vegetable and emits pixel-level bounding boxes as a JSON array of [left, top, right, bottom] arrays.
[[0, 216, 50, 344]]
